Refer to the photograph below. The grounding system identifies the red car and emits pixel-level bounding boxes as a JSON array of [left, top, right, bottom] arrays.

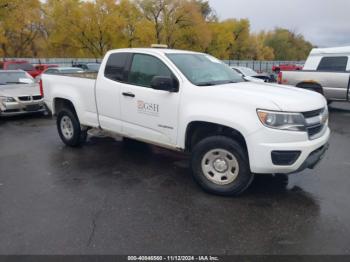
[[272, 64, 303, 73], [35, 64, 59, 74], [0, 61, 41, 78]]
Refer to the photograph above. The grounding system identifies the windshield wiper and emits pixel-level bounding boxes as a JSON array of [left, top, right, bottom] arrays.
[[222, 80, 238, 84], [196, 82, 218, 86], [197, 80, 238, 86]]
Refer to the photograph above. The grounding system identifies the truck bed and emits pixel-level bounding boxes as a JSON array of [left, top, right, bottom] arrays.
[[52, 72, 98, 80], [42, 73, 99, 127], [281, 70, 350, 101]]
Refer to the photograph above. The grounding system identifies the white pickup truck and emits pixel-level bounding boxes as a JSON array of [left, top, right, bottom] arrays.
[[279, 46, 350, 103], [42, 48, 330, 196]]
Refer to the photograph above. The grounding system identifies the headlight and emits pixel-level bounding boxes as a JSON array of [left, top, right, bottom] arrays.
[[257, 110, 306, 131], [0, 96, 16, 103]]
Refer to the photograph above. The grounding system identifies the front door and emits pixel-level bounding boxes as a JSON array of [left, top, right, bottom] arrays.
[[120, 53, 180, 147]]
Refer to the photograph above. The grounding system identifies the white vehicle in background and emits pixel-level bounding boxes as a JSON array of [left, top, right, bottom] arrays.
[[0, 70, 45, 116], [278, 46, 350, 103], [231, 66, 274, 83], [42, 48, 330, 196]]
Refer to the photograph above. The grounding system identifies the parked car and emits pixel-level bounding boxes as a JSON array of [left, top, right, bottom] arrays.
[[231, 66, 275, 82], [0, 61, 41, 78], [272, 64, 303, 73], [72, 62, 101, 72], [44, 67, 85, 74], [0, 70, 45, 116], [35, 64, 59, 74], [42, 48, 329, 196], [278, 46, 350, 103]]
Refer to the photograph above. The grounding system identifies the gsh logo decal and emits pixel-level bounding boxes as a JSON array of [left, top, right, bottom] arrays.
[[137, 100, 160, 116]]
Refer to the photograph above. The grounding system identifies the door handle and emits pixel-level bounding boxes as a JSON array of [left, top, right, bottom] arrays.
[[122, 92, 135, 98]]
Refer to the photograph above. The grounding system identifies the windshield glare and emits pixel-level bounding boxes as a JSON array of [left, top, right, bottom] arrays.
[[166, 53, 244, 86], [0, 72, 34, 85]]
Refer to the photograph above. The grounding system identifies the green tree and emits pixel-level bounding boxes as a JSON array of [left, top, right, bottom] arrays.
[[265, 28, 313, 60], [0, 0, 315, 60], [0, 0, 42, 57]]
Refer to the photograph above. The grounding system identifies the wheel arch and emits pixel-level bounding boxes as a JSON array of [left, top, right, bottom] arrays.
[[53, 97, 78, 116], [184, 121, 248, 154], [296, 81, 324, 95]]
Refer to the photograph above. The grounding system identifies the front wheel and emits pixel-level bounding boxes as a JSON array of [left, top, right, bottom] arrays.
[[191, 136, 254, 196], [57, 109, 87, 147]]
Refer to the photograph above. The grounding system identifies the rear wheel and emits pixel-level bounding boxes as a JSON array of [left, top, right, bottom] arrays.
[[191, 136, 254, 196], [57, 109, 87, 147]]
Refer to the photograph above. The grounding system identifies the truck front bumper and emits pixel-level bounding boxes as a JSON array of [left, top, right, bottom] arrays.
[[294, 143, 329, 173], [247, 126, 330, 174]]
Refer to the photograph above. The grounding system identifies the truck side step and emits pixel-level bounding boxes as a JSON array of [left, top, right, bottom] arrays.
[[87, 128, 123, 141]]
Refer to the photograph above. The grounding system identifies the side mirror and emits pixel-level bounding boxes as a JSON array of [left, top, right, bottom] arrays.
[[151, 76, 178, 92]]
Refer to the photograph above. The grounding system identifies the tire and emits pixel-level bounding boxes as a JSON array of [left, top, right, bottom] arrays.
[[191, 136, 254, 196], [57, 109, 87, 147]]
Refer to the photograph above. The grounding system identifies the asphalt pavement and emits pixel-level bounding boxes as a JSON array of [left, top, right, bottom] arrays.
[[0, 102, 350, 255]]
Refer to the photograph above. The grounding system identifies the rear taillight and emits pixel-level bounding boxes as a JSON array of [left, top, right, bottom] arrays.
[[39, 79, 44, 97], [277, 72, 283, 84]]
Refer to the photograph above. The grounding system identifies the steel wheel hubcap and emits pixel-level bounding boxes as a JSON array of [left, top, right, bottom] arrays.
[[60, 116, 74, 140], [201, 149, 239, 185], [213, 158, 228, 172]]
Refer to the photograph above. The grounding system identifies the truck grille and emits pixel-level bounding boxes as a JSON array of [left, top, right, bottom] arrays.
[[302, 108, 327, 140], [307, 125, 324, 137], [302, 109, 323, 118]]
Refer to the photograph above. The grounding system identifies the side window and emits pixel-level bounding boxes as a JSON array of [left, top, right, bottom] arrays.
[[128, 54, 172, 88], [104, 53, 129, 82], [317, 56, 348, 72]]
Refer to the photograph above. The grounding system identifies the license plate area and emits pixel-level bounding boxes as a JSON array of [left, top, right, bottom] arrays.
[[26, 104, 41, 111]]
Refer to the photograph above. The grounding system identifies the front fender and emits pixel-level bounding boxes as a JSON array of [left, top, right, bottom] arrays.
[[177, 101, 262, 149]]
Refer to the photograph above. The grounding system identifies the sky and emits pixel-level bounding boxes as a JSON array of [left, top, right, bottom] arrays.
[[208, 0, 350, 47]]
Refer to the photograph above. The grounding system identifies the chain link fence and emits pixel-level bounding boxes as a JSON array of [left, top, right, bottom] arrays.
[[223, 60, 305, 73], [3, 58, 305, 74]]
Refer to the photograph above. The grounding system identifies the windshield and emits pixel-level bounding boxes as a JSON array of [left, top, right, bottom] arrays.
[[238, 67, 258, 77], [166, 53, 244, 86], [7, 63, 35, 71], [0, 72, 34, 85]]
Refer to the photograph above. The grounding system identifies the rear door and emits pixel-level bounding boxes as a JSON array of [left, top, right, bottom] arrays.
[[95, 52, 131, 133], [120, 53, 181, 147]]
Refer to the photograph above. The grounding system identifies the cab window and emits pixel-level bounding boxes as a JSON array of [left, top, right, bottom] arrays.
[[104, 53, 130, 82], [317, 56, 348, 72], [127, 54, 172, 88]]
